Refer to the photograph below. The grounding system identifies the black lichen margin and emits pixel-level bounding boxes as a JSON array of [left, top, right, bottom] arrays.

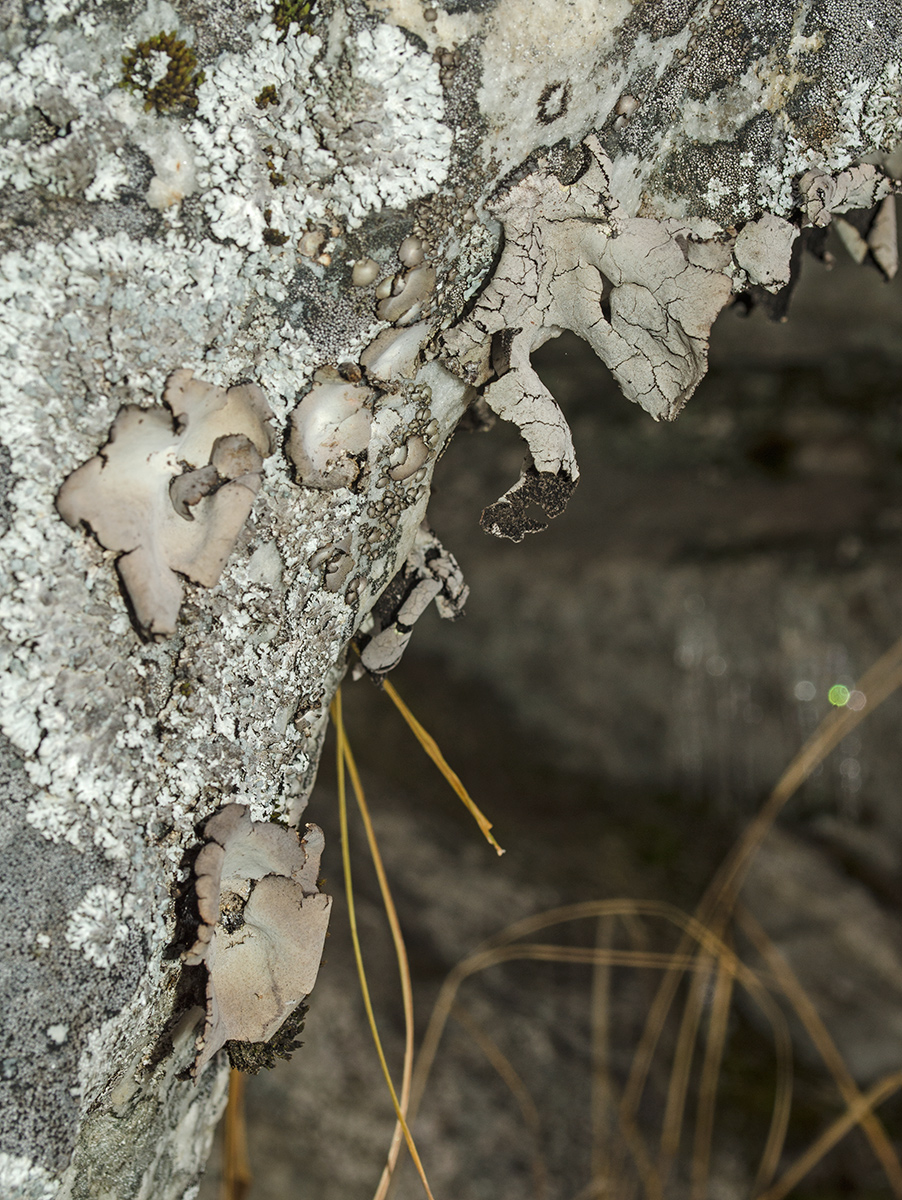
[[481, 466, 577, 542], [225, 1001, 309, 1073], [273, 0, 316, 33], [120, 31, 205, 114]]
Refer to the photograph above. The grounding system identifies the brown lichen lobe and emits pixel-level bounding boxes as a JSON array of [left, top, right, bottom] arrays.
[[183, 805, 331, 1078], [56, 370, 274, 640]]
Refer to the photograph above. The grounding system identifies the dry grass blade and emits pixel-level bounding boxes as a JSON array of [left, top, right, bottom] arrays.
[[332, 690, 437, 1200], [222, 1069, 251, 1200], [622, 635, 902, 1148], [410, 898, 793, 1200], [590, 916, 616, 1190], [690, 954, 734, 1200], [451, 1003, 548, 1200], [755, 1070, 902, 1200], [381, 678, 505, 856], [737, 904, 902, 1197], [337, 731, 416, 1200], [658, 962, 706, 1183]]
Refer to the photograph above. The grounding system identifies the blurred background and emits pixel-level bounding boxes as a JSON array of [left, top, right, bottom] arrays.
[[200, 217, 902, 1200]]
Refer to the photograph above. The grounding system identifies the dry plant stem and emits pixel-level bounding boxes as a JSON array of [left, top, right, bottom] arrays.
[[736, 904, 902, 1195], [222, 1069, 251, 1200], [331, 691, 436, 1200], [381, 679, 505, 856], [690, 954, 734, 1200], [451, 1003, 548, 1200], [410, 899, 792, 1199], [756, 1071, 902, 1200], [590, 915, 616, 1189], [658, 962, 706, 1182], [621, 635, 902, 1182], [337, 733, 416, 1200]]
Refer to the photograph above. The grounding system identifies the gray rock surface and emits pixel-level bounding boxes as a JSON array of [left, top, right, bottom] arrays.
[[1, 0, 901, 1194]]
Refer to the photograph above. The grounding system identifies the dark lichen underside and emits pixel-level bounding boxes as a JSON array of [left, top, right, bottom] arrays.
[[225, 1002, 309, 1073]]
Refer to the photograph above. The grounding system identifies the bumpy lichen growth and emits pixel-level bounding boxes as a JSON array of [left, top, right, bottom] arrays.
[[273, 0, 315, 34], [120, 32, 205, 114]]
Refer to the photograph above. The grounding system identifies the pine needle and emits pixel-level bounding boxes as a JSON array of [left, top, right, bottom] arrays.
[[381, 678, 505, 856], [332, 690, 437, 1200]]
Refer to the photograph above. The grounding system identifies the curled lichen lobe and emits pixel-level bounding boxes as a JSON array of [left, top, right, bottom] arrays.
[[120, 31, 205, 114]]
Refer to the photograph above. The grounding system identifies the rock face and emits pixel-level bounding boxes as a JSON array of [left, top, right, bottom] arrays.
[[0, 0, 900, 1195]]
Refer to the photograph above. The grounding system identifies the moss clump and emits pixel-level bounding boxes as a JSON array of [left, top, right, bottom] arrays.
[[120, 32, 205, 114], [273, 0, 315, 33], [255, 85, 279, 109], [225, 1002, 308, 1073]]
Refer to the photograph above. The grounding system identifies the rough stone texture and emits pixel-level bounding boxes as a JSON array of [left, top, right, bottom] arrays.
[[1, 0, 900, 1195]]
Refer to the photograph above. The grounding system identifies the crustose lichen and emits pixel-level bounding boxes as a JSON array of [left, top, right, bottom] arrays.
[[120, 32, 205, 114]]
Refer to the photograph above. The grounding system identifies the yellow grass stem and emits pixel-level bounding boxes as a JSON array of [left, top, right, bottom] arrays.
[[332, 690, 436, 1200], [381, 678, 505, 856], [221, 1069, 251, 1200], [589, 916, 615, 1190], [337, 728, 416, 1200]]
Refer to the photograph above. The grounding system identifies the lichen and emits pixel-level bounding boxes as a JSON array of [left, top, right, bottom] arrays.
[[225, 1001, 308, 1073], [119, 32, 205, 115]]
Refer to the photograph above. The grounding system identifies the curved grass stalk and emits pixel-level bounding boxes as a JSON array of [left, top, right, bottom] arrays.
[[755, 1070, 902, 1200], [621, 634, 902, 1193], [409, 898, 793, 1198], [336, 725, 416, 1200], [737, 903, 902, 1195], [332, 690, 436, 1200]]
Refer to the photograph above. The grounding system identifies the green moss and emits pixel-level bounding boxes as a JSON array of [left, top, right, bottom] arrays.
[[225, 1001, 308, 1073], [255, 85, 279, 109], [273, 0, 315, 34], [120, 31, 205, 114], [263, 228, 290, 246]]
